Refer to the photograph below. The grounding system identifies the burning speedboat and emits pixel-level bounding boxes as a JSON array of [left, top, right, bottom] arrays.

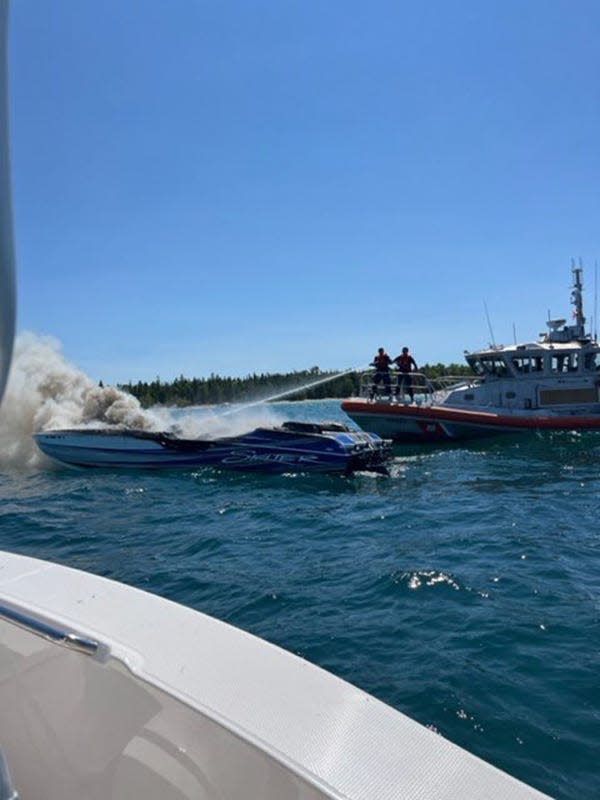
[[34, 420, 392, 474]]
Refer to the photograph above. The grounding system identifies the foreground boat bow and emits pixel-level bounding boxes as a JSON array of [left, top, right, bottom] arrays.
[[0, 551, 550, 799]]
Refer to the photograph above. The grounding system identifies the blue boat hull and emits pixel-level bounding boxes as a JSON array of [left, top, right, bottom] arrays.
[[34, 422, 392, 474]]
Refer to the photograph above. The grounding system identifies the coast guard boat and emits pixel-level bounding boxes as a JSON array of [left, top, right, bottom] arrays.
[[34, 421, 392, 474], [0, 5, 549, 797], [343, 265, 600, 442]]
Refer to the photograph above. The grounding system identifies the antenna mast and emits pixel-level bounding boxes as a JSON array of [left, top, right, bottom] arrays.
[[571, 258, 585, 337], [594, 260, 598, 342], [483, 301, 496, 348]]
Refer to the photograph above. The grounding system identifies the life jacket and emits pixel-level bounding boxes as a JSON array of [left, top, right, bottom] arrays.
[[397, 354, 414, 372], [374, 353, 391, 371]]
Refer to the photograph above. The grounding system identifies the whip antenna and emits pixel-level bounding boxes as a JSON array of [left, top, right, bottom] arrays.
[[483, 301, 496, 348], [594, 260, 598, 341]]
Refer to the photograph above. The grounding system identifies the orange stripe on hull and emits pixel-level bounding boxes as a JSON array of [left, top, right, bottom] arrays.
[[340, 400, 600, 431]]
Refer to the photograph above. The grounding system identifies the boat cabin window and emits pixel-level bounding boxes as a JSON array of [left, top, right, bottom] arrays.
[[551, 353, 579, 373], [551, 355, 567, 373], [584, 352, 599, 371], [511, 355, 544, 373], [468, 358, 485, 376], [475, 357, 508, 377]]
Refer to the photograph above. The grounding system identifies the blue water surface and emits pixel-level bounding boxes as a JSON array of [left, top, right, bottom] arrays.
[[1, 399, 599, 799]]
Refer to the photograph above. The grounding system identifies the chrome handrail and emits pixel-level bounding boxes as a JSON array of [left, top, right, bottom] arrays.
[[0, 602, 99, 656]]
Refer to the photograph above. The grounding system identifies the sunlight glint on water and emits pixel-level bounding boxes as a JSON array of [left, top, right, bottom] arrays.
[[1, 397, 598, 800]]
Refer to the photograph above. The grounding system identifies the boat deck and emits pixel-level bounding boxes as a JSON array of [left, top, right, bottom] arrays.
[[0, 551, 550, 799]]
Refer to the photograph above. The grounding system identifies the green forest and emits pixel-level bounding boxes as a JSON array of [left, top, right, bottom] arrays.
[[119, 363, 472, 408]]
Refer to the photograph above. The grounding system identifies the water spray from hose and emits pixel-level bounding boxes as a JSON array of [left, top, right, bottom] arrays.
[[220, 364, 366, 416]]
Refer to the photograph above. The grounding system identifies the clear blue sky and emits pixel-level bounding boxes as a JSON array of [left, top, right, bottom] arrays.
[[8, 0, 600, 384]]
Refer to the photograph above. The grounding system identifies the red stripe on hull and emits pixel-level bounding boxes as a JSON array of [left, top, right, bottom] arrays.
[[341, 400, 600, 434]]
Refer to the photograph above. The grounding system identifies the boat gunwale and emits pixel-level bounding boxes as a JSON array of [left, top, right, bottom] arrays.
[[341, 398, 600, 430]]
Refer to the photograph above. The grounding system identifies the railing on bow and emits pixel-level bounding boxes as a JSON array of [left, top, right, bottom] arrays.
[[357, 371, 480, 405]]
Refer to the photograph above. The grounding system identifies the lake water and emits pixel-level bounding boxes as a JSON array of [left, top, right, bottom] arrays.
[[1, 398, 599, 799]]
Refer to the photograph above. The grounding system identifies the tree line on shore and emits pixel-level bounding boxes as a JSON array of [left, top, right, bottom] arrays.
[[119, 363, 472, 408]]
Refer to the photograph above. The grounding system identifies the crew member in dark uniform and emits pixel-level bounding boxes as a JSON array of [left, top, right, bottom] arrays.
[[370, 347, 392, 399], [393, 346, 418, 401]]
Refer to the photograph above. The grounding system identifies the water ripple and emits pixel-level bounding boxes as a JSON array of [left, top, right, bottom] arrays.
[[2, 400, 599, 799]]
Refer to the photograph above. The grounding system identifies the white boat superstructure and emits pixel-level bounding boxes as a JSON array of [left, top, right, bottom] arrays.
[[446, 265, 600, 412], [343, 265, 600, 442]]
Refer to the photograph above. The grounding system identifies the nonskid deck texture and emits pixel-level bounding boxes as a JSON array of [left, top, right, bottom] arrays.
[[0, 551, 550, 800]]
